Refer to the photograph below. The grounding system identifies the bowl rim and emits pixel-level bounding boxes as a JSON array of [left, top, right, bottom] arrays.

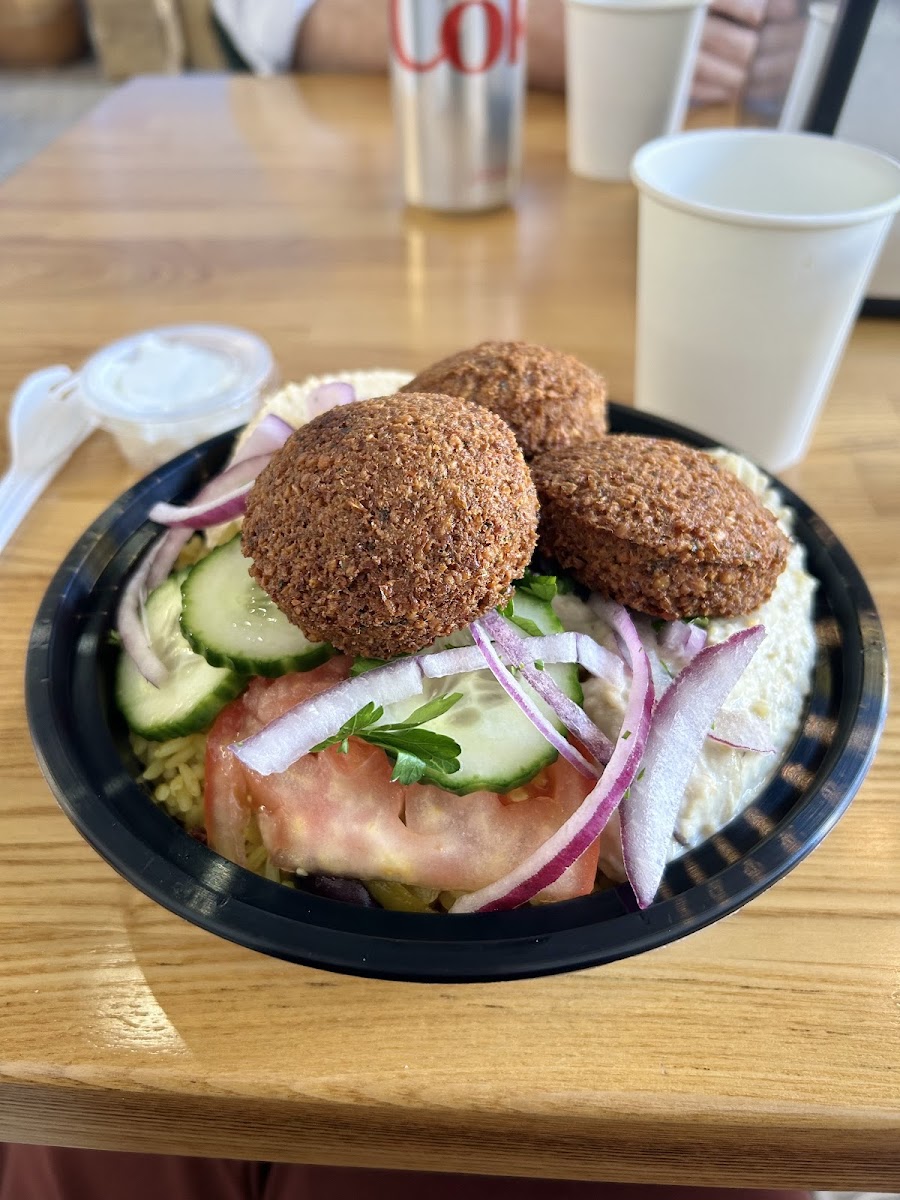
[[25, 404, 889, 982], [630, 130, 900, 230]]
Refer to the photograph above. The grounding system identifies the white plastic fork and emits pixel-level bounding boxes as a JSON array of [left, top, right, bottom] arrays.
[[0, 366, 97, 556]]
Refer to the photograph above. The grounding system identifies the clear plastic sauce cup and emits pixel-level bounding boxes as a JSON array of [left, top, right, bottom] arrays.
[[78, 324, 277, 471]]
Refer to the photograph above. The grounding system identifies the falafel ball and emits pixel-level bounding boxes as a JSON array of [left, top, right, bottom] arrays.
[[400, 340, 607, 459], [531, 436, 790, 620], [242, 394, 539, 658]]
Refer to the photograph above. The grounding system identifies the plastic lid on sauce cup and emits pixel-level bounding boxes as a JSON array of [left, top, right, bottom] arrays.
[[79, 324, 277, 471]]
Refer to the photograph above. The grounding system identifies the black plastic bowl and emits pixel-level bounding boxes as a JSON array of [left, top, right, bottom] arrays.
[[25, 406, 888, 982]]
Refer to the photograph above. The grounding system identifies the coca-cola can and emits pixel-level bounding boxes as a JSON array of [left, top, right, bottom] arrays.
[[389, 0, 528, 212]]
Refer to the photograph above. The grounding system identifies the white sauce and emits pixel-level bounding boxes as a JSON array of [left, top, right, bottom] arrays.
[[553, 449, 818, 866], [79, 325, 276, 470], [100, 335, 238, 414]]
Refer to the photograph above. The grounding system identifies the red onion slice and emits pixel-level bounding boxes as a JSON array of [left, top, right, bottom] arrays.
[[230, 658, 425, 776], [658, 619, 707, 661], [420, 634, 623, 689], [307, 381, 356, 420], [231, 413, 292, 464], [651, 618, 708, 689], [620, 624, 767, 909], [470, 622, 600, 781], [145, 527, 194, 591], [116, 545, 169, 688], [481, 610, 613, 765], [147, 449, 276, 586], [148, 482, 253, 530], [420, 637, 583, 681], [708, 708, 774, 753], [147, 454, 271, 529], [633, 616, 673, 699], [574, 635, 626, 690], [521, 632, 577, 666], [420, 646, 486, 678], [118, 520, 197, 686], [523, 631, 622, 687], [452, 604, 653, 914], [229, 632, 613, 779]]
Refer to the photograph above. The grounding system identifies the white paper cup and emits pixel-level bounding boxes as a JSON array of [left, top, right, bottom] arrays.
[[631, 130, 900, 473], [565, 0, 708, 183]]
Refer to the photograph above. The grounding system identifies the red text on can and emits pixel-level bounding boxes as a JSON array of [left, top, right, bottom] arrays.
[[390, 0, 526, 74]]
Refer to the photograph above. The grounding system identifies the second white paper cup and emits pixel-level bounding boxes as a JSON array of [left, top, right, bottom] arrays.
[[631, 130, 900, 473], [565, 0, 708, 183]]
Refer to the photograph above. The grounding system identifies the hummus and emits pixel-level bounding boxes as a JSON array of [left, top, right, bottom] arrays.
[[553, 450, 817, 868]]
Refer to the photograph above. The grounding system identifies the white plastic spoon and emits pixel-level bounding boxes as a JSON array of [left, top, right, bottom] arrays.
[[0, 366, 96, 556]]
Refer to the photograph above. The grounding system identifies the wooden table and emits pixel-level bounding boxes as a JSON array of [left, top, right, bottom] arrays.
[[1, 75, 899, 1191]]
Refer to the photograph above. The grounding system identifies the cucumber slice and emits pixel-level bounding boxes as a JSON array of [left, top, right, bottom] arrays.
[[179, 535, 332, 677], [377, 588, 583, 796], [116, 575, 245, 741]]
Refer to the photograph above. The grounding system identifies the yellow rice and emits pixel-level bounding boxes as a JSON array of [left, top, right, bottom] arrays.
[[130, 729, 291, 884], [130, 732, 207, 829], [130, 729, 449, 904]]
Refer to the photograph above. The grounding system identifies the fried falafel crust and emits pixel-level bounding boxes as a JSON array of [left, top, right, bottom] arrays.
[[401, 340, 607, 459], [531, 436, 790, 619], [241, 394, 539, 658]]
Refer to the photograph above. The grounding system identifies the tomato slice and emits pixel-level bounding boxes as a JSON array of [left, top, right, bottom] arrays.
[[205, 659, 601, 903]]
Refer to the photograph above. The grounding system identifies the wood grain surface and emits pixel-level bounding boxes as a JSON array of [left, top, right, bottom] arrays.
[[1, 75, 899, 1190]]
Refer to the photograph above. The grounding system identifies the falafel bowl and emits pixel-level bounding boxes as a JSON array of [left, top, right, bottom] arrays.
[[25, 345, 887, 981]]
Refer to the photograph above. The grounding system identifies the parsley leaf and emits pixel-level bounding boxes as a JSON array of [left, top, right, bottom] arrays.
[[350, 656, 388, 677], [399, 693, 463, 727], [509, 613, 545, 639], [312, 702, 384, 753], [389, 748, 430, 785], [367, 728, 462, 779], [311, 693, 463, 781], [515, 571, 558, 603], [499, 597, 545, 640]]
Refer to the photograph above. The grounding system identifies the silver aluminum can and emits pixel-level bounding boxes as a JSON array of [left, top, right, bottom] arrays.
[[389, 0, 528, 212]]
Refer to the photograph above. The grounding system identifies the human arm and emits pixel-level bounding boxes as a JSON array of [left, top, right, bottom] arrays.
[[293, 0, 389, 72], [692, 0, 767, 105], [692, 0, 807, 105], [219, 0, 799, 106]]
